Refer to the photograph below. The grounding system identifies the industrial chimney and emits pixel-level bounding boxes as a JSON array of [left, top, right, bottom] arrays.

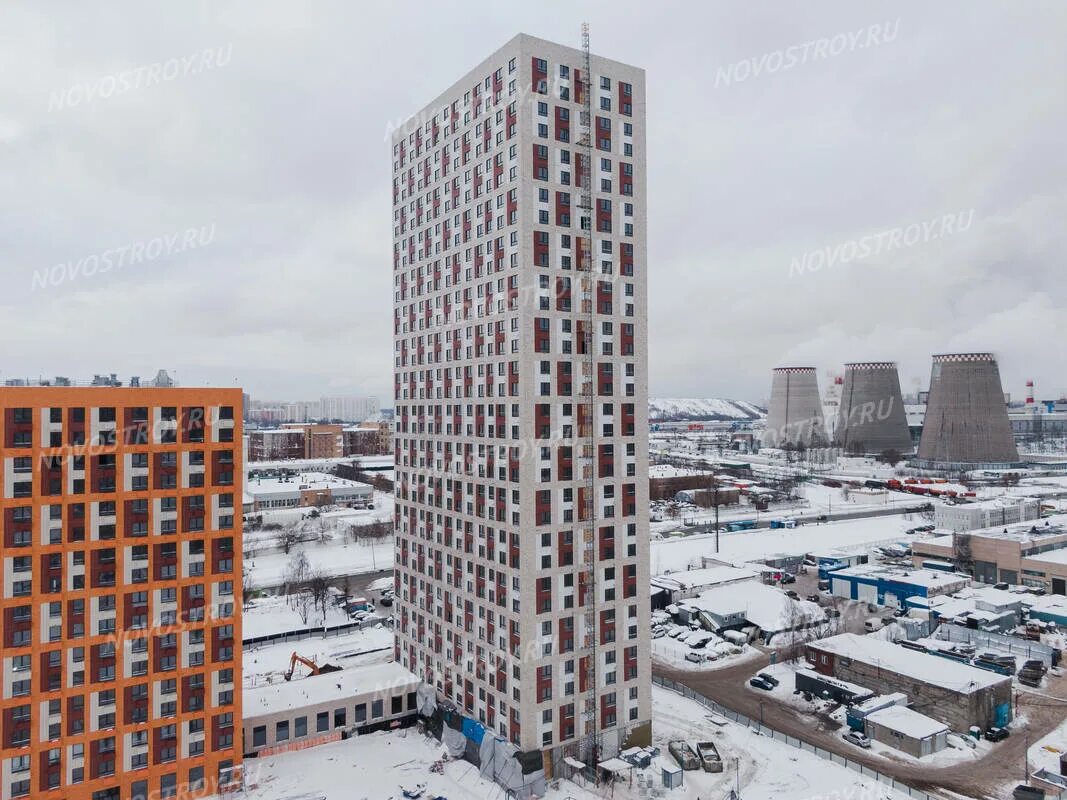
[[917, 353, 1019, 465], [763, 366, 828, 449], [834, 362, 913, 455]]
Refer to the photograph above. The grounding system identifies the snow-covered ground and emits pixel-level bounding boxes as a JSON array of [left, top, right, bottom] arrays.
[[651, 514, 929, 574], [243, 594, 359, 640], [1025, 715, 1067, 793], [239, 685, 915, 800], [243, 621, 394, 688], [650, 397, 763, 421], [244, 490, 395, 590]]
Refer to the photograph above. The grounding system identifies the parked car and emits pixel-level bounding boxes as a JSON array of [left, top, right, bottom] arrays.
[[826, 608, 841, 618], [842, 731, 871, 749], [985, 727, 1010, 742], [780, 574, 797, 585], [806, 594, 821, 604], [756, 672, 780, 687], [864, 618, 884, 632], [1021, 659, 1047, 675], [378, 596, 393, 607], [785, 590, 800, 600], [668, 628, 684, 638], [685, 651, 707, 665], [652, 628, 666, 639], [749, 676, 774, 691]]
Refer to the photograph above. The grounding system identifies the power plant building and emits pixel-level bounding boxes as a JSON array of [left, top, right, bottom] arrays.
[[763, 367, 828, 449], [833, 362, 912, 455], [917, 353, 1020, 467]]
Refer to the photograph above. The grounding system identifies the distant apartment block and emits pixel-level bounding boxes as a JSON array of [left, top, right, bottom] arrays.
[[391, 32, 650, 773], [246, 396, 380, 425], [247, 422, 391, 462], [0, 386, 242, 800]]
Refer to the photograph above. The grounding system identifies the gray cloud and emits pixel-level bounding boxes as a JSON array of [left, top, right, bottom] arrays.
[[1, 1, 1064, 404]]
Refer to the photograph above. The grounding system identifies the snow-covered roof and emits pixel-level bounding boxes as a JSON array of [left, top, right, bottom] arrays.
[[829, 564, 969, 590], [865, 705, 948, 739], [810, 634, 1010, 692], [1027, 546, 1067, 565], [651, 566, 757, 591], [688, 583, 825, 632], [246, 472, 373, 499], [243, 661, 419, 716]]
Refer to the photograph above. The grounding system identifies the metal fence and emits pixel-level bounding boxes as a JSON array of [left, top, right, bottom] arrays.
[[243, 618, 387, 647], [932, 623, 1056, 667], [652, 674, 937, 800]]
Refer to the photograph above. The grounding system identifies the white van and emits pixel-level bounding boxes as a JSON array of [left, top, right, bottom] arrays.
[[864, 617, 884, 632]]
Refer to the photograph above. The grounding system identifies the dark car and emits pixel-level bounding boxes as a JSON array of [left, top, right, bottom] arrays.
[[780, 574, 797, 585], [806, 594, 820, 603], [749, 676, 774, 691], [985, 727, 1010, 742], [785, 590, 800, 600], [826, 608, 841, 618], [378, 596, 393, 607], [756, 672, 780, 687]]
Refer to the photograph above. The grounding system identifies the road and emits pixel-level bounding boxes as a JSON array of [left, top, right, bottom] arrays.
[[255, 567, 393, 597], [677, 501, 931, 536], [655, 657, 1067, 799]]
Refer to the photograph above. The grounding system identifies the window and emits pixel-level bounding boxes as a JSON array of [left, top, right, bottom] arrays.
[[276, 720, 289, 741]]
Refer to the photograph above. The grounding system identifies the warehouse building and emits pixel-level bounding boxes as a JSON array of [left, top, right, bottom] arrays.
[[806, 633, 1012, 731], [912, 514, 1067, 590], [827, 565, 969, 609], [245, 472, 374, 510], [864, 705, 949, 758]]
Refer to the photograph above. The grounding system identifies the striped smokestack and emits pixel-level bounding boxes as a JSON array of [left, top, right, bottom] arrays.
[[834, 362, 912, 455], [917, 353, 1019, 464], [763, 366, 828, 448]]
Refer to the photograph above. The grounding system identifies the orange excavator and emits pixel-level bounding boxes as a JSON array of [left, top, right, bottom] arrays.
[[283, 651, 341, 681]]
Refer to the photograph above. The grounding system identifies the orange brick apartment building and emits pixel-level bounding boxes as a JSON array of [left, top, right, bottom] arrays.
[[0, 386, 242, 800]]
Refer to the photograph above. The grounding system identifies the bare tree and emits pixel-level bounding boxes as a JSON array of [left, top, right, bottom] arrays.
[[283, 551, 311, 597], [276, 526, 298, 555], [308, 568, 333, 620], [293, 590, 314, 625]]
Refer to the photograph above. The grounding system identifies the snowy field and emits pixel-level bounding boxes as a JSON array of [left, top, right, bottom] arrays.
[[651, 514, 929, 574], [242, 594, 356, 640], [244, 490, 395, 590], [239, 685, 914, 800], [243, 622, 394, 688]]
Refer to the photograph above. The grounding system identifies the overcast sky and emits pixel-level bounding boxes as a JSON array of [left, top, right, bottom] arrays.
[[2, 1, 1065, 405]]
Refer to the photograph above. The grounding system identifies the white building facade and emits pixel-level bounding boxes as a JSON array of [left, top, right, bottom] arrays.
[[391, 33, 650, 768]]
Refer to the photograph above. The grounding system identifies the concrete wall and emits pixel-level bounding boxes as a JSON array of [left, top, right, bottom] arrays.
[[834, 362, 912, 454], [917, 353, 1019, 464], [764, 367, 827, 448]]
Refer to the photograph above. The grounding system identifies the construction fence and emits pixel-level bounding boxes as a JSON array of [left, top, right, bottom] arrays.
[[652, 675, 938, 800]]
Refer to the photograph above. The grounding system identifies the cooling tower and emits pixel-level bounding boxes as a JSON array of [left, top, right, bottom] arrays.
[[833, 362, 913, 455], [763, 366, 828, 448], [917, 353, 1019, 464]]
